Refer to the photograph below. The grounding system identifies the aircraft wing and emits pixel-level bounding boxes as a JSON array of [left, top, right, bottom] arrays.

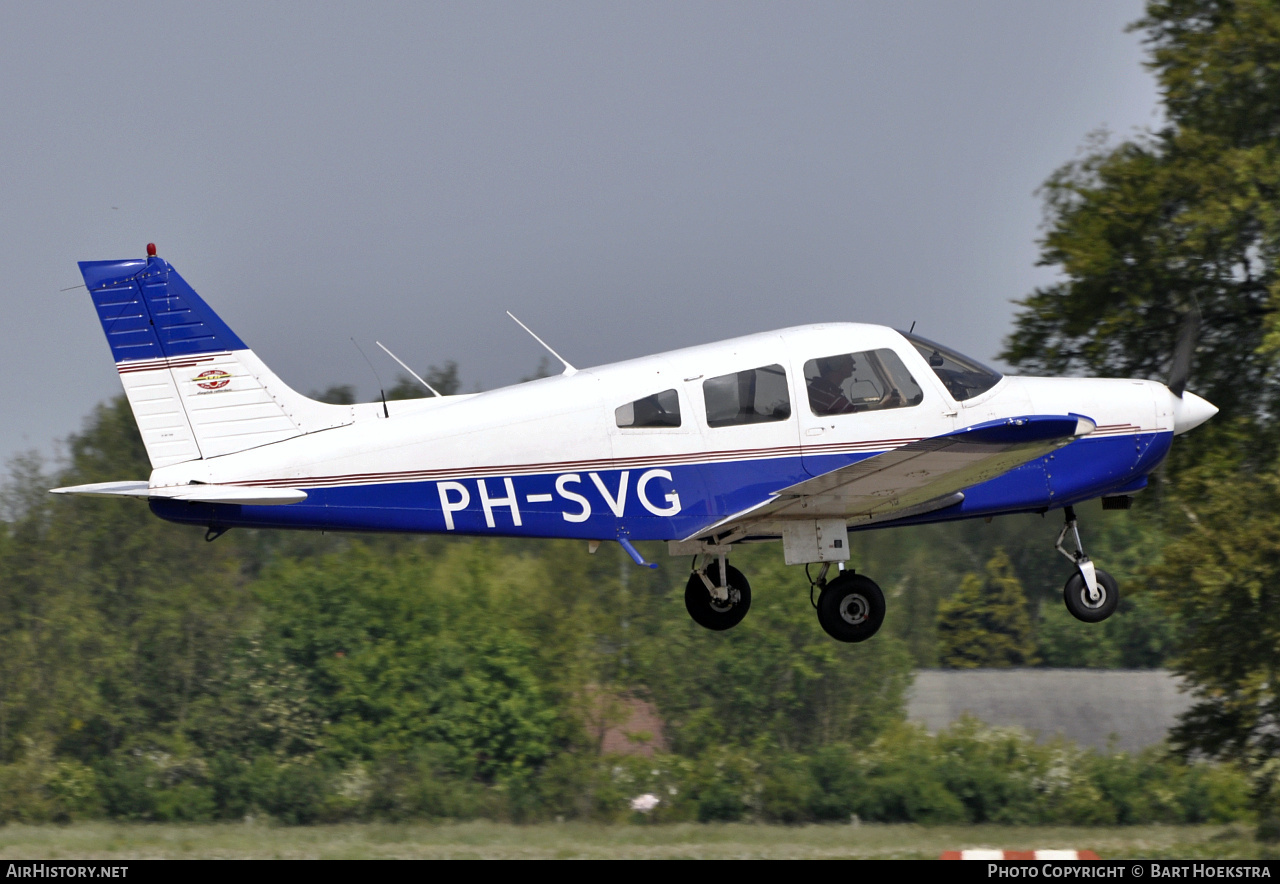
[[684, 414, 1095, 541], [50, 480, 307, 506]]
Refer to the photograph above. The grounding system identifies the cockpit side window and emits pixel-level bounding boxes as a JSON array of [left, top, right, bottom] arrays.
[[803, 349, 923, 416], [900, 332, 1003, 401], [616, 389, 681, 428], [703, 364, 792, 428]]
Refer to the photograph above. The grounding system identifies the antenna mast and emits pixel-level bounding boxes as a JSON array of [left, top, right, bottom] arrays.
[[376, 342, 442, 397], [506, 311, 577, 376], [350, 338, 390, 418]]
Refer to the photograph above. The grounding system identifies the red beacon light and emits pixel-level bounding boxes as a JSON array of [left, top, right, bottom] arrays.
[[146, 243, 157, 257]]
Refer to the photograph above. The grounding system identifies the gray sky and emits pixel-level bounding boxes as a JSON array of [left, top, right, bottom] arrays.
[[2, 1, 1161, 469]]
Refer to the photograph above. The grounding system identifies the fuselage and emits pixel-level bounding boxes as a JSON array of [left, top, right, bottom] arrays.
[[145, 323, 1193, 541]]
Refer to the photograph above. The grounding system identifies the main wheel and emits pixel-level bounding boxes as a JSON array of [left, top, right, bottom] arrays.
[[684, 562, 751, 631], [1063, 568, 1119, 623], [817, 573, 885, 642]]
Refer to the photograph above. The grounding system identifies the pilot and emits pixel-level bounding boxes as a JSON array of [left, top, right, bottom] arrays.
[[807, 354, 858, 415]]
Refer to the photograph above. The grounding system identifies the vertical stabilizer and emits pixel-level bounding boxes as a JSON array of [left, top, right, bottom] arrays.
[[79, 253, 358, 468]]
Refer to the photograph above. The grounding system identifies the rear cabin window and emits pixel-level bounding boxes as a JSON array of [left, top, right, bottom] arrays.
[[703, 364, 792, 428], [616, 389, 681, 428], [803, 349, 924, 416]]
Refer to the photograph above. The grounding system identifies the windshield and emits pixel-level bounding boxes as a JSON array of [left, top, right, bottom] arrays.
[[900, 332, 1003, 401]]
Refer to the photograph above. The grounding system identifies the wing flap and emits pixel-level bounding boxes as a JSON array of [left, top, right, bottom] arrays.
[[684, 414, 1093, 541]]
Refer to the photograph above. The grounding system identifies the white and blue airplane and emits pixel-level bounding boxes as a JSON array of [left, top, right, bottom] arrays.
[[54, 246, 1218, 642]]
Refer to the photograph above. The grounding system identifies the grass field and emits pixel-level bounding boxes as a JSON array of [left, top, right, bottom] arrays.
[[0, 822, 1273, 860]]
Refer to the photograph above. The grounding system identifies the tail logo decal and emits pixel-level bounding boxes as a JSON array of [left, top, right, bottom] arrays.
[[194, 369, 232, 390]]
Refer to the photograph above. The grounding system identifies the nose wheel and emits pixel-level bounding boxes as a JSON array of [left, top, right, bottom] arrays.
[[1056, 505, 1120, 623], [1063, 569, 1119, 622]]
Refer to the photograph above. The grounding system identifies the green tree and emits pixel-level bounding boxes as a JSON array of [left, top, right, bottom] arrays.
[[1144, 456, 1280, 829], [387, 361, 462, 399], [253, 541, 572, 779], [0, 395, 256, 805], [1001, 0, 1280, 460], [936, 549, 1038, 668], [310, 384, 357, 405], [521, 356, 556, 382], [1001, 1, 1280, 834], [634, 543, 914, 754]]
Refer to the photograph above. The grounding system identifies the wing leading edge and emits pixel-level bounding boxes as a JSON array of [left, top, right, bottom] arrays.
[[684, 414, 1096, 541]]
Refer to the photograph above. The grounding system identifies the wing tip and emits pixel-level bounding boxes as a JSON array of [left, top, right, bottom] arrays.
[[1071, 414, 1097, 437]]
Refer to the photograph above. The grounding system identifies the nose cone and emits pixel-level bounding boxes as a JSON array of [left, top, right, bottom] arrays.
[[1171, 390, 1218, 435]]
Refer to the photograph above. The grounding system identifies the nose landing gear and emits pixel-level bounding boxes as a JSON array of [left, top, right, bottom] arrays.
[[1056, 505, 1119, 623]]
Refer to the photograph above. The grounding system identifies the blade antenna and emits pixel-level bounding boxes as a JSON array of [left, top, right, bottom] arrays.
[[376, 342, 441, 397], [350, 337, 390, 418], [506, 311, 577, 376]]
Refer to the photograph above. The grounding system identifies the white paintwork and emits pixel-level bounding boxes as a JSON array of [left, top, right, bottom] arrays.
[[80, 323, 1203, 538], [49, 480, 152, 497], [117, 365, 201, 468], [116, 348, 451, 469], [143, 325, 920, 487], [49, 479, 306, 505], [1171, 390, 1217, 434]]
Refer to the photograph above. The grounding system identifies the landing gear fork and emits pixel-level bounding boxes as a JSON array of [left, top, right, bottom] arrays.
[[1056, 505, 1100, 604], [694, 552, 731, 602], [1055, 504, 1120, 624], [685, 555, 751, 630]]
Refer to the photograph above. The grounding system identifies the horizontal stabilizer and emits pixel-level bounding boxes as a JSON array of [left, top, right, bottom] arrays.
[[50, 481, 306, 506], [50, 480, 153, 498]]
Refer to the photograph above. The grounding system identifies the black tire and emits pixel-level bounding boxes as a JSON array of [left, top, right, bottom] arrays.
[[1063, 568, 1120, 623], [684, 562, 751, 631], [817, 573, 885, 642]]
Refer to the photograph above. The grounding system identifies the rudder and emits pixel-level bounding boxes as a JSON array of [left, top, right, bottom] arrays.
[[80, 250, 357, 468]]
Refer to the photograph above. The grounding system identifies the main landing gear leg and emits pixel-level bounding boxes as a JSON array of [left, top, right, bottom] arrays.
[[684, 553, 752, 631], [809, 562, 886, 643], [1056, 505, 1119, 623]]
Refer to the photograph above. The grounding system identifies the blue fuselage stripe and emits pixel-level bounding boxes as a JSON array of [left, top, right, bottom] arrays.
[[149, 432, 1173, 538]]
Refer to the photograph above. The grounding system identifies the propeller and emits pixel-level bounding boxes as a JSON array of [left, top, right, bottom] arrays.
[[1164, 297, 1217, 436], [1167, 298, 1202, 398]]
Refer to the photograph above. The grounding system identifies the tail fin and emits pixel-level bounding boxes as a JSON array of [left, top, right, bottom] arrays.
[[80, 252, 358, 468]]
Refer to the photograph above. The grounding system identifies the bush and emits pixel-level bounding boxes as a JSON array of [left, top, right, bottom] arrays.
[[365, 748, 489, 821], [0, 755, 54, 823], [805, 744, 862, 821], [689, 748, 759, 822], [758, 753, 818, 823]]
